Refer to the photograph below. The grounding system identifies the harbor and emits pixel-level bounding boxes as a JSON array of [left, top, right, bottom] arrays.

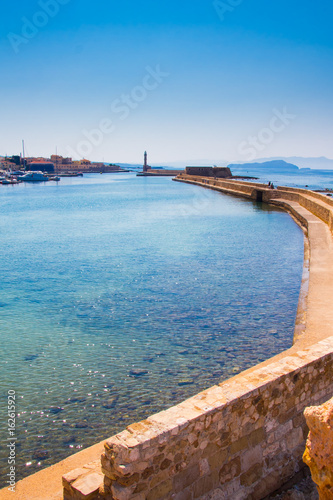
[[0, 172, 304, 489]]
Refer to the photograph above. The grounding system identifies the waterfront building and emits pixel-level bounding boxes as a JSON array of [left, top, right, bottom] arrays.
[[51, 155, 72, 165], [29, 161, 55, 173], [0, 159, 18, 171]]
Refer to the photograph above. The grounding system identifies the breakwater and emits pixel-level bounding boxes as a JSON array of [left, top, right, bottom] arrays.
[[2, 176, 333, 500]]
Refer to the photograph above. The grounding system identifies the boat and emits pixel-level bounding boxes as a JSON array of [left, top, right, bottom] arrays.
[[59, 172, 83, 177], [1, 177, 21, 185], [48, 176, 61, 181], [11, 171, 26, 177], [20, 171, 49, 182]]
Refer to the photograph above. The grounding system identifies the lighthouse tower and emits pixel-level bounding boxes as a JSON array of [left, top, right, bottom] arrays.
[[143, 151, 150, 172]]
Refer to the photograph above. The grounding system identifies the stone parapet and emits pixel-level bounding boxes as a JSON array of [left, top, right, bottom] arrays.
[[97, 338, 333, 500], [174, 176, 333, 234]]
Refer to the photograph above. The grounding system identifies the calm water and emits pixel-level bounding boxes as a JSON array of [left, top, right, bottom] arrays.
[[231, 167, 333, 191], [0, 173, 304, 485]]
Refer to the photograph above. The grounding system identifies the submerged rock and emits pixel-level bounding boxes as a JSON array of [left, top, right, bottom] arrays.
[[63, 435, 77, 445], [49, 406, 64, 414], [143, 356, 155, 363], [32, 449, 49, 460], [102, 396, 119, 409], [24, 354, 39, 362], [64, 397, 86, 404], [178, 379, 194, 386], [75, 421, 89, 429], [129, 369, 148, 377]]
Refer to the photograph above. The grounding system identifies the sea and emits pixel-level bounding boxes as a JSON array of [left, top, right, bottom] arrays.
[[229, 166, 333, 192], [1, 168, 329, 485]]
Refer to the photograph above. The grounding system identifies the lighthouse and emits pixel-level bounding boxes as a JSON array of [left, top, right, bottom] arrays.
[[143, 151, 150, 172]]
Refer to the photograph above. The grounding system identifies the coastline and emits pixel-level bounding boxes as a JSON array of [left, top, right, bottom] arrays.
[[2, 176, 333, 499]]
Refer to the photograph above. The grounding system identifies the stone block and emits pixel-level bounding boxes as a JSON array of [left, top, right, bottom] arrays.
[[142, 466, 155, 480], [173, 464, 200, 492], [285, 427, 304, 452], [133, 482, 148, 494], [111, 481, 136, 500], [229, 436, 248, 455], [193, 470, 219, 498], [171, 489, 193, 500], [208, 449, 228, 470], [117, 473, 140, 487], [247, 427, 266, 447], [219, 457, 241, 484], [240, 464, 263, 487], [254, 470, 283, 499], [150, 469, 172, 489], [63, 467, 88, 488], [146, 479, 172, 500], [241, 445, 262, 472], [160, 458, 172, 471], [202, 442, 220, 458], [63, 465, 104, 499]]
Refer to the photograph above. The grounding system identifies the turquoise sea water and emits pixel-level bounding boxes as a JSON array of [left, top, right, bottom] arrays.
[[0, 173, 304, 485]]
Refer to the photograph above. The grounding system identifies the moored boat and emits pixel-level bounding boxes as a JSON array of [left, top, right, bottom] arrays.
[[20, 171, 49, 182], [1, 177, 21, 185]]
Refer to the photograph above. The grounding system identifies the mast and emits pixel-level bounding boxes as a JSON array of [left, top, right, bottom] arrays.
[[22, 140, 26, 170]]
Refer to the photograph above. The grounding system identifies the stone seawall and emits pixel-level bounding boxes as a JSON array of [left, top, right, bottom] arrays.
[[97, 338, 333, 500], [3, 177, 333, 500], [174, 174, 333, 232]]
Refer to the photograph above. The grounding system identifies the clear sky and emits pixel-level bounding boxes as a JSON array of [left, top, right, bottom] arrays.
[[1, 0, 333, 164]]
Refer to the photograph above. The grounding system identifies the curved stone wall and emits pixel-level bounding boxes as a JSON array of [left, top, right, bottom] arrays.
[[3, 178, 333, 500]]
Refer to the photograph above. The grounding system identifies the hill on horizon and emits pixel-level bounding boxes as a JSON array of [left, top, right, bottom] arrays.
[[159, 156, 333, 171], [227, 160, 299, 173], [247, 156, 333, 171]]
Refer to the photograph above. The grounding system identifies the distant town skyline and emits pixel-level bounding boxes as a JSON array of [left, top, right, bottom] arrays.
[[1, 0, 333, 163]]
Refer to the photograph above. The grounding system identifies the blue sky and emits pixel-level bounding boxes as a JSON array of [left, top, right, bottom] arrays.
[[1, 0, 333, 163]]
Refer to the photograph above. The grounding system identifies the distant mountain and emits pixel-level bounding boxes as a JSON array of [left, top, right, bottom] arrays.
[[247, 156, 333, 171], [159, 156, 333, 171], [227, 160, 300, 173]]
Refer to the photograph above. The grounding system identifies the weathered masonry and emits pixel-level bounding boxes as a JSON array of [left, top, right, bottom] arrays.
[[3, 177, 333, 500], [184, 167, 232, 178], [96, 338, 333, 500]]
